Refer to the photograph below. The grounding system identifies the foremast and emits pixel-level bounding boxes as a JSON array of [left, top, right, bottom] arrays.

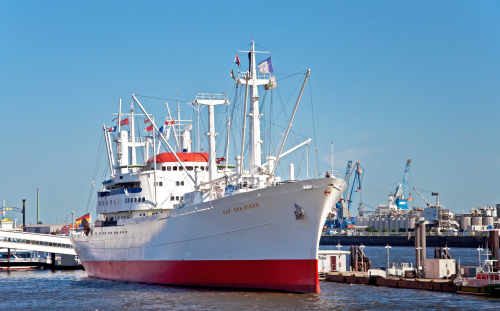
[[236, 40, 272, 182]]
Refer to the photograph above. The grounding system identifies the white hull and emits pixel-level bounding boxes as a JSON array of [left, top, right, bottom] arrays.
[[71, 177, 345, 292]]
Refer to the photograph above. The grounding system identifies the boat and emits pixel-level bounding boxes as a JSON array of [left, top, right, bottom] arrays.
[[457, 259, 500, 297], [70, 40, 346, 293]]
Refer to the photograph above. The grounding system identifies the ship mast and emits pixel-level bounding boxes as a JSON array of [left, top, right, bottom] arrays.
[[236, 40, 271, 180], [248, 39, 262, 176]]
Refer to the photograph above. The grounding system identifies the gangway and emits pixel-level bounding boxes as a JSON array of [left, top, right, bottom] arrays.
[[0, 230, 76, 255]]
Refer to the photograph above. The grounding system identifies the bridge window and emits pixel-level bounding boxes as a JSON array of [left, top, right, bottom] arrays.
[[176, 196, 179, 201], [180, 196, 184, 201], [142, 197, 145, 202], [186, 166, 193, 171], [106, 201, 108, 205], [179, 166, 184, 171], [167, 166, 172, 171], [181, 181, 184, 186], [200, 166, 204, 171], [159, 182, 163, 186], [176, 181, 180, 186], [162, 166, 166, 171], [173, 166, 178, 171], [134, 198, 137, 202], [120, 176, 123, 179], [206, 166, 209, 171], [171, 196, 174, 201]]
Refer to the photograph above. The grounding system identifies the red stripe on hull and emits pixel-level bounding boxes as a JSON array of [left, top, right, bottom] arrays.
[[82, 259, 320, 293]]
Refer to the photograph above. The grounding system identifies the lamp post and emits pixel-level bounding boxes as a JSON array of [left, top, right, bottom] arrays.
[[359, 244, 366, 272], [385, 244, 392, 270], [476, 247, 483, 267]]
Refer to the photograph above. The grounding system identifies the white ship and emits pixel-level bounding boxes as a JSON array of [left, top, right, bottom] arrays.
[[71, 40, 346, 293]]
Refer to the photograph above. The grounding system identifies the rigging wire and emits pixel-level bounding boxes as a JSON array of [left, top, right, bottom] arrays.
[[308, 75, 320, 177]]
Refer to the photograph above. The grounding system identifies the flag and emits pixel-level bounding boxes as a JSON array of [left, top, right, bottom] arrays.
[[75, 213, 90, 226], [185, 123, 193, 131], [258, 56, 274, 74], [165, 120, 175, 125], [120, 118, 129, 126], [231, 70, 235, 80], [158, 125, 171, 139], [234, 53, 240, 68], [145, 125, 153, 132], [108, 126, 117, 132], [112, 117, 118, 121], [144, 119, 151, 124]]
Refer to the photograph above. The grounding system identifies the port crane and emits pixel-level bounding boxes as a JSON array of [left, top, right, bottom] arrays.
[[333, 161, 364, 228], [413, 187, 441, 209], [393, 159, 412, 209]]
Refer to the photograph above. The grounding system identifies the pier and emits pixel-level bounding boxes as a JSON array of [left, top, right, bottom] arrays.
[[324, 272, 457, 293], [320, 233, 490, 248]]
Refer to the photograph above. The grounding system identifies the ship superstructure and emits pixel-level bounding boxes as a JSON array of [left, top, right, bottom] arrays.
[[71, 40, 346, 293]]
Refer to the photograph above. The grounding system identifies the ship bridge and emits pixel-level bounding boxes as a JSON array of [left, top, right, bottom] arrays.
[[0, 230, 76, 255]]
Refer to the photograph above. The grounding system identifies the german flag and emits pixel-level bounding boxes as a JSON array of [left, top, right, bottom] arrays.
[[75, 213, 90, 226]]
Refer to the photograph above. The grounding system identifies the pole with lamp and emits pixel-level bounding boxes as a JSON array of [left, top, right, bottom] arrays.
[[385, 244, 392, 271]]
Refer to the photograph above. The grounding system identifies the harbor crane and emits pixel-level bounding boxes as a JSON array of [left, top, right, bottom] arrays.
[[413, 187, 431, 207], [413, 187, 441, 209], [393, 159, 412, 209], [334, 161, 364, 228], [342, 161, 353, 200]]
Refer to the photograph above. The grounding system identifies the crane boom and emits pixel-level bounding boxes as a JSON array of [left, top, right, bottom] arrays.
[[413, 187, 431, 207]]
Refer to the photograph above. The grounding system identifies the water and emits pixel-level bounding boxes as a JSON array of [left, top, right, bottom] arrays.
[[1, 247, 499, 310]]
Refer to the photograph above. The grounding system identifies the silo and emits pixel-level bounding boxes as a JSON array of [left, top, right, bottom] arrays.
[[409, 217, 415, 230], [383, 219, 389, 232], [485, 209, 492, 217], [491, 207, 498, 218], [369, 217, 375, 229], [396, 217, 401, 231], [461, 216, 471, 231], [483, 216, 494, 228], [472, 216, 482, 226], [375, 218, 381, 231]]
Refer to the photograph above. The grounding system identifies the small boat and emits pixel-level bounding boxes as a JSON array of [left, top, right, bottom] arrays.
[[457, 260, 500, 297]]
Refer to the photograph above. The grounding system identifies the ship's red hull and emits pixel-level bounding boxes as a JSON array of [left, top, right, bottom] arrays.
[[82, 259, 320, 293]]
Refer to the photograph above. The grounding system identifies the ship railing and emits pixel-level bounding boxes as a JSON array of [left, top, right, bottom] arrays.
[[195, 93, 227, 101], [316, 170, 343, 179], [237, 72, 273, 81]]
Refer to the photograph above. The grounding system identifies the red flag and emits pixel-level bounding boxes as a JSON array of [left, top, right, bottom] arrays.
[[145, 125, 153, 132], [165, 120, 175, 125], [144, 119, 151, 124], [120, 118, 129, 126]]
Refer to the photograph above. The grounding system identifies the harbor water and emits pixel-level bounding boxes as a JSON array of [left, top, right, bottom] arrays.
[[1, 247, 499, 310]]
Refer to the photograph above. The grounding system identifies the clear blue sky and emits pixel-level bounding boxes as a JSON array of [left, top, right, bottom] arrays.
[[1, 1, 499, 223]]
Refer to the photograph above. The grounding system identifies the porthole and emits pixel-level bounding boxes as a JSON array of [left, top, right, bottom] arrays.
[[162, 166, 166, 171]]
